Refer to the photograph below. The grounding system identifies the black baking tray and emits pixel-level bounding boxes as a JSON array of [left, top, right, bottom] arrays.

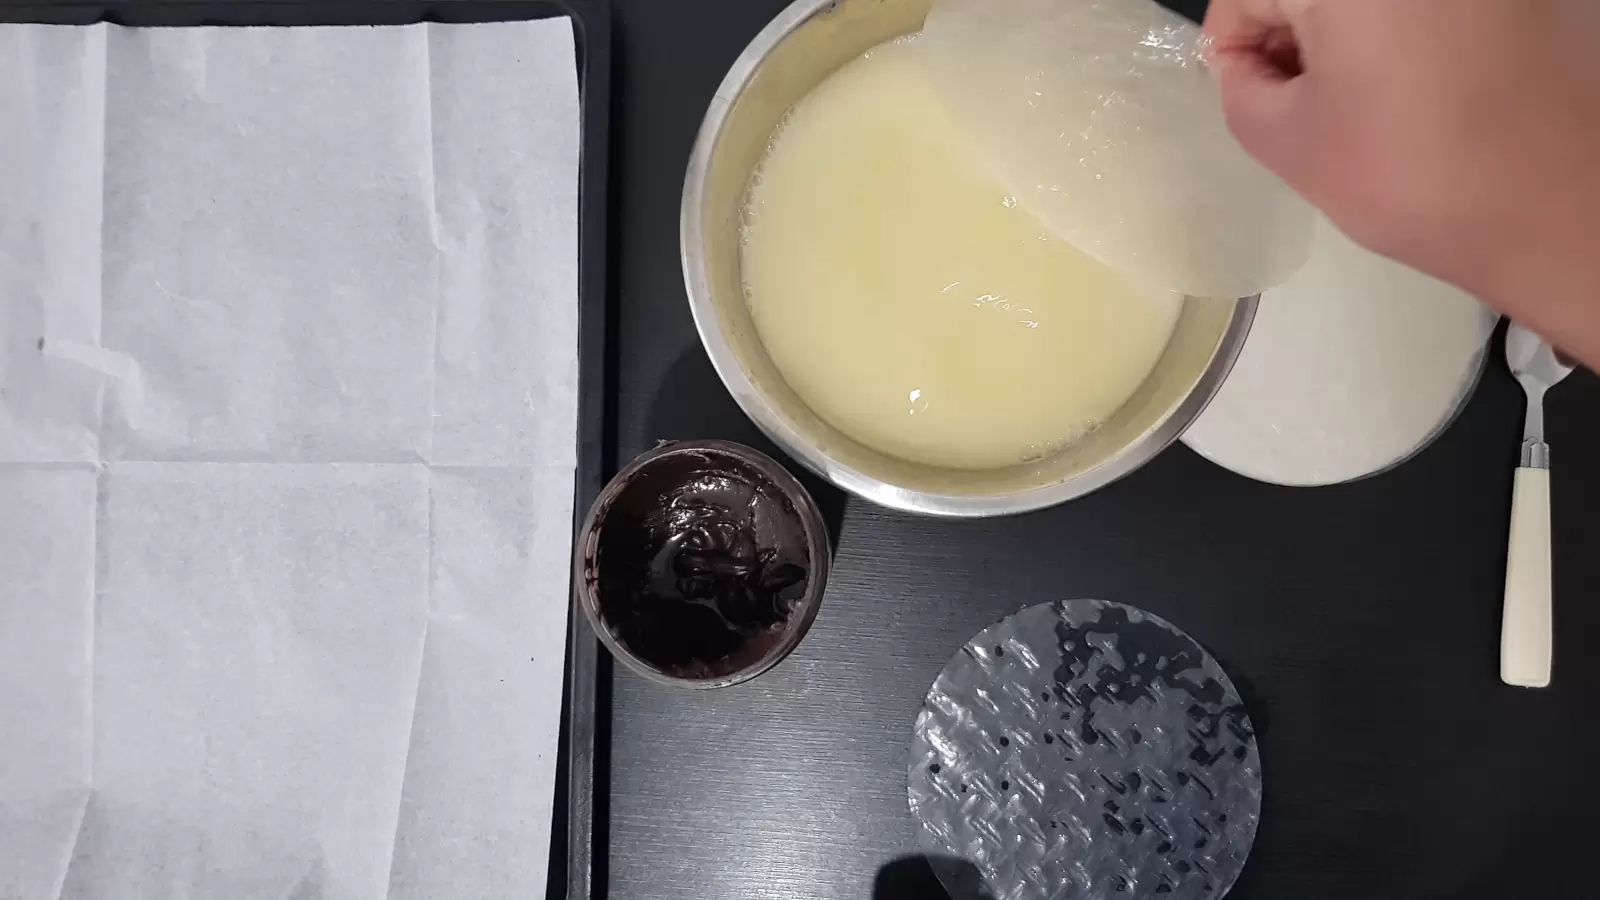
[[0, 3, 611, 898]]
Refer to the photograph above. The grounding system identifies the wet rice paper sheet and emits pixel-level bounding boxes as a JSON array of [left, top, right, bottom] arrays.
[[0, 21, 580, 900]]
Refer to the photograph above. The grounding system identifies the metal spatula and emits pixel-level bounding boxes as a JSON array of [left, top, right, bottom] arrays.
[[1502, 323, 1575, 688]]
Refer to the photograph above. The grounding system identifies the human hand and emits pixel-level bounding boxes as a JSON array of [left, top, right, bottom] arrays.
[[1204, 0, 1600, 368]]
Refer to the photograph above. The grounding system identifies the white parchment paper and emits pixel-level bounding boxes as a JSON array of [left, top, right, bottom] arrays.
[[0, 19, 580, 900]]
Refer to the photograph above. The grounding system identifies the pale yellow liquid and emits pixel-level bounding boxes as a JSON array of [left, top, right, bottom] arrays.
[[740, 38, 1185, 471]]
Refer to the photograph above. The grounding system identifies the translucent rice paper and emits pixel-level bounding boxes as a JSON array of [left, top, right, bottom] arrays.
[[910, 600, 1262, 900], [920, 0, 1315, 299]]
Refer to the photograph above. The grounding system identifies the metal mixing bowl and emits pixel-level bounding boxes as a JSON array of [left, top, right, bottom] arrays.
[[680, 0, 1256, 518]]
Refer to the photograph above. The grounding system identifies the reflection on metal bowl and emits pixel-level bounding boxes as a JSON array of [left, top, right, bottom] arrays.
[[681, 0, 1256, 517]]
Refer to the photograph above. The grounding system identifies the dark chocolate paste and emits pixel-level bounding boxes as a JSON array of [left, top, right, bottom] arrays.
[[595, 450, 811, 679]]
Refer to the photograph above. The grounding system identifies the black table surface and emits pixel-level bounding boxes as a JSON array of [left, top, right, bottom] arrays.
[[603, 2, 1600, 898]]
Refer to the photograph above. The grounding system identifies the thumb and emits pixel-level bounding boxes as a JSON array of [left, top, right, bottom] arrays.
[[1210, 47, 1314, 186]]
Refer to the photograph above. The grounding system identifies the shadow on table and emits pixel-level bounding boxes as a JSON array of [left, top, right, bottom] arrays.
[[874, 855, 994, 900], [644, 344, 847, 555]]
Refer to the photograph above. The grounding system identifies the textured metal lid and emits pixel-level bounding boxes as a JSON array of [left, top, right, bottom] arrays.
[[910, 600, 1262, 900]]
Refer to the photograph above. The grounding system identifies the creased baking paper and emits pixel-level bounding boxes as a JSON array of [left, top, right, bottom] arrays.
[[0, 20, 579, 900]]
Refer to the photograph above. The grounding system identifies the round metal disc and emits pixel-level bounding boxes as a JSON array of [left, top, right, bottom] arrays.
[[910, 600, 1262, 900]]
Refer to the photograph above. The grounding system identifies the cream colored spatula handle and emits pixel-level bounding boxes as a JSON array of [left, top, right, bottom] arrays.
[[1502, 467, 1553, 688]]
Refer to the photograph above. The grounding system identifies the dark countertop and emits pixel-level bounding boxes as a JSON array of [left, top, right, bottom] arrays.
[[603, 2, 1600, 897]]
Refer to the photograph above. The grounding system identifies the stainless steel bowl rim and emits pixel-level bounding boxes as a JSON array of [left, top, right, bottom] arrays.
[[680, 0, 1258, 518]]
